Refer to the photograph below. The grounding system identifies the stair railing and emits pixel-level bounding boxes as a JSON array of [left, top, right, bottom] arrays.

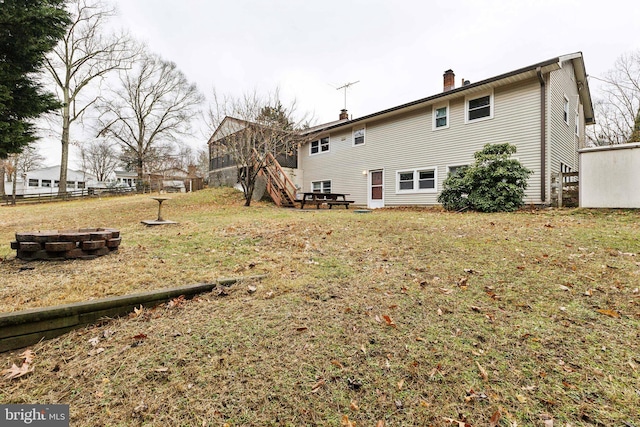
[[253, 149, 298, 207]]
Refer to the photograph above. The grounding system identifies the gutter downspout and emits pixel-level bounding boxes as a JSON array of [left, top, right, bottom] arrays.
[[536, 67, 546, 203]]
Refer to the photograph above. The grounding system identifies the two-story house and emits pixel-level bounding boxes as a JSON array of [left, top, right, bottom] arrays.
[[209, 52, 594, 208]]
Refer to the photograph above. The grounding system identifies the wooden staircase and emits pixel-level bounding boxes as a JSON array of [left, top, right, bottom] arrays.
[[256, 151, 298, 208]]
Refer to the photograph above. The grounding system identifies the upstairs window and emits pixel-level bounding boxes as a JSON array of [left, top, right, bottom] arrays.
[[575, 111, 579, 136], [353, 127, 365, 145], [310, 136, 330, 155], [563, 96, 570, 124], [466, 92, 493, 123], [433, 103, 449, 130]]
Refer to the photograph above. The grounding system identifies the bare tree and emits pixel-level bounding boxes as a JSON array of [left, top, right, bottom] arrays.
[[77, 138, 120, 181], [207, 89, 313, 206], [1, 144, 45, 204], [96, 54, 204, 181], [588, 50, 640, 145], [196, 147, 209, 182], [44, 0, 138, 193]]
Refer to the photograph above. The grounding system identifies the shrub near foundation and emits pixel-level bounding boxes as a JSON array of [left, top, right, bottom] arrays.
[[438, 143, 532, 212]]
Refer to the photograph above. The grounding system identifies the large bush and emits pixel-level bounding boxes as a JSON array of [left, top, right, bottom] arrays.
[[438, 143, 532, 212]]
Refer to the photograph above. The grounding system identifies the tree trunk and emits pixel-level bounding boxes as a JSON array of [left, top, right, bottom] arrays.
[[59, 100, 70, 194], [0, 165, 5, 197], [11, 167, 17, 205]]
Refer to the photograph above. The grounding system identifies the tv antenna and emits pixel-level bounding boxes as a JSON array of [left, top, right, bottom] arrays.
[[336, 80, 360, 110]]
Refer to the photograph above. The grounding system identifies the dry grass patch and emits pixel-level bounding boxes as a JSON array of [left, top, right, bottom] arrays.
[[1, 189, 639, 425]]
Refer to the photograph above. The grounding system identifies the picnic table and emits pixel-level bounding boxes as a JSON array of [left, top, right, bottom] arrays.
[[299, 192, 354, 209]]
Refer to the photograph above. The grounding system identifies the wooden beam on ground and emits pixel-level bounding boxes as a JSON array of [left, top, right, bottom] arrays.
[[0, 276, 264, 353]]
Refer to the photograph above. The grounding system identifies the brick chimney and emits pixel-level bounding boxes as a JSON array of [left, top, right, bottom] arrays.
[[339, 109, 349, 120], [443, 69, 455, 92]]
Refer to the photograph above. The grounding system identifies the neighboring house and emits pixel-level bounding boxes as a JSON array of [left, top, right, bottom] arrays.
[[209, 52, 595, 208], [3, 166, 98, 196], [114, 170, 138, 187], [208, 116, 302, 188]]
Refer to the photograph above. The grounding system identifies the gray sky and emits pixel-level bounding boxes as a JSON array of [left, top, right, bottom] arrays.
[[39, 0, 640, 166]]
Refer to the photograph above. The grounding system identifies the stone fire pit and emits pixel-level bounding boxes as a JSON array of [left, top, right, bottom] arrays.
[[11, 228, 121, 260]]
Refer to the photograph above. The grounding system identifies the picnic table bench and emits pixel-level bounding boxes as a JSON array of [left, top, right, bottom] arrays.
[[300, 192, 355, 209]]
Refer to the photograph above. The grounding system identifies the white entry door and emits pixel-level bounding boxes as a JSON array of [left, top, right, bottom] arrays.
[[368, 169, 384, 208]]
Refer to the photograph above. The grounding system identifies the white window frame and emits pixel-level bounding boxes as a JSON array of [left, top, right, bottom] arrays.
[[311, 180, 332, 193], [432, 102, 449, 130], [353, 126, 365, 146], [28, 179, 39, 187], [396, 167, 437, 194], [310, 136, 330, 155], [575, 110, 579, 136], [41, 179, 51, 188], [465, 91, 494, 123], [446, 163, 470, 177], [563, 95, 570, 125]]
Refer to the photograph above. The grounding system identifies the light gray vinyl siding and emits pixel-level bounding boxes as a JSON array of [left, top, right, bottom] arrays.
[[548, 61, 581, 185], [300, 78, 545, 206]]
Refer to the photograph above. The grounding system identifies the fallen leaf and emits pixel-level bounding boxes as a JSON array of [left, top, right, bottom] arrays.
[[350, 400, 359, 411], [382, 315, 396, 327], [20, 350, 35, 365], [1, 362, 34, 380], [132, 333, 148, 340], [376, 421, 385, 427], [489, 409, 501, 427], [154, 367, 169, 373], [296, 326, 308, 332], [443, 417, 471, 427], [166, 295, 186, 308], [476, 361, 489, 381], [516, 394, 527, 403], [341, 415, 356, 427], [311, 378, 325, 393], [132, 305, 144, 317], [397, 378, 404, 390], [437, 308, 443, 316], [88, 347, 105, 356], [419, 400, 430, 407], [88, 337, 100, 346], [331, 360, 344, 369], [247, 285, 257, 294], [465, 389, 488, 402], [596, 308, 620, 318], [133, 401, 147, 414]]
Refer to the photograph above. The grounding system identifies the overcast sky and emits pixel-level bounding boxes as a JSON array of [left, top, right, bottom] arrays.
[[39, 0, 640, 166]]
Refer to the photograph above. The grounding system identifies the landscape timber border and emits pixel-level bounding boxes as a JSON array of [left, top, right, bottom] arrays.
[[0, 275, 265, 353]]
